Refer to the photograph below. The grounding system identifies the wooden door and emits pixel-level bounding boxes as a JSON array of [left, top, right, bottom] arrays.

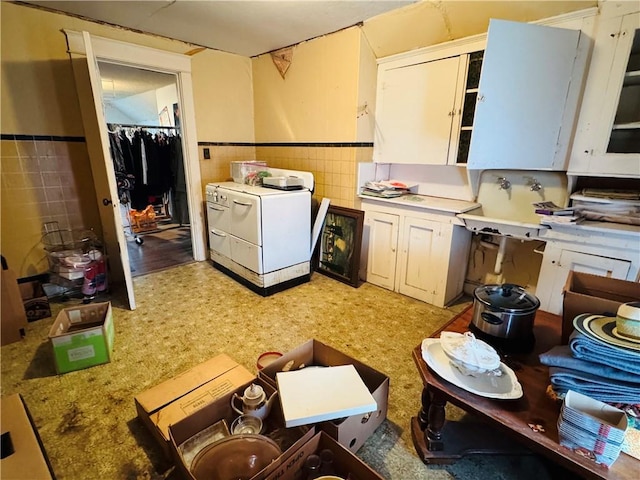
[[375, 56, 463, 165], [365, 211, 399, 291], [69, 32, 136, 309], [468, 19, 582, 170], [396, 217, 439, 304]]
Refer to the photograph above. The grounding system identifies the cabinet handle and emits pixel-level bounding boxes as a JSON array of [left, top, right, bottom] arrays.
[[209, 206, 225, 212], [233, 200, 252, 207], [211, 229, 227, 237]]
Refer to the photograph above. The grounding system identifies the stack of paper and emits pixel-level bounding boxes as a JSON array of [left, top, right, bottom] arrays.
[[533, 201, 583, 225], [360, 180, 413, 198]]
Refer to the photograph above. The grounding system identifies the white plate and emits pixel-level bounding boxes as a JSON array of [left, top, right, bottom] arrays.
[[421, 339, 523, 400]]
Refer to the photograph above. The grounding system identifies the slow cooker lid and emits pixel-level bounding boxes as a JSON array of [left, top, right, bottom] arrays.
[[475, 283, 540, 312]]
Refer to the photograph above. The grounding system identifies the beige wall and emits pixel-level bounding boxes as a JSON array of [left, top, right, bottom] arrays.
[[0, 2, 253, 274], [252, 27, 361, 143]]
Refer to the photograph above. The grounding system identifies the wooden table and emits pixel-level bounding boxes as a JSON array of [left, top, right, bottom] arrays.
[[411, 307, 639, 480]]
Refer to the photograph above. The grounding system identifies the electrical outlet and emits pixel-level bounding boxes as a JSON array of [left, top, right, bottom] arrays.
[[203, 148, 210, 159]]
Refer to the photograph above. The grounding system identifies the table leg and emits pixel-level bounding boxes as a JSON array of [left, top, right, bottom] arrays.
[[418, 385, 446, 451]]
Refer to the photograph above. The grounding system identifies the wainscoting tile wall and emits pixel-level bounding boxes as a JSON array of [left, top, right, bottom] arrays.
[[0, 136, 99, 275], [198, 143, 373, 209]]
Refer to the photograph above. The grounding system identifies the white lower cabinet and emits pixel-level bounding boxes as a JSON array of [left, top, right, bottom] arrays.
[[363, 205, 471, 308], [536, 226, 640, 315]]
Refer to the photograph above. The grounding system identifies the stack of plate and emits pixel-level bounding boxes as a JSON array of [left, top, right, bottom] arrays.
[[558, 390, 628, 466]]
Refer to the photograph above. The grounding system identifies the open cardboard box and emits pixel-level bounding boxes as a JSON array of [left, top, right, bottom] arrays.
[[562, 271, 640, 344], [0, 394, 55, 480], [168, 376, 314, 480], [48, 301, 114, 374], [265, 431, 384, 480], [259, 339, 389, 452], [134, 354, 256, 457]]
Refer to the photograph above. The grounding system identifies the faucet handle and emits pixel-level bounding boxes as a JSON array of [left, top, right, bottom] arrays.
[[525, 176, 543, 191], [497, 177, 511, 190]]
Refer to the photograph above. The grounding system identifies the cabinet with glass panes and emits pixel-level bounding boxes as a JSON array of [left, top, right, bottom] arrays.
[[569, 10, 640, 177], [456, 51, 483, 165]]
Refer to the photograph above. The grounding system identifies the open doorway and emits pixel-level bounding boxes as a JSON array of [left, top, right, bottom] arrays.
[[99, 61, 194, 277]]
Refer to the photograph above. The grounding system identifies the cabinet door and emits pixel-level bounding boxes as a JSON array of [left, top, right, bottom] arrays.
[[569, 12, 640, 176], [396, 217, 440, 304], [375, 56, 464, 165], [365, 211, 399, 290], [538, 248, 632, 315], [468, 19, 582, 170]]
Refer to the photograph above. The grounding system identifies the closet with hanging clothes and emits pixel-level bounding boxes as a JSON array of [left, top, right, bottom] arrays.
[[100, 61, 193, 276]]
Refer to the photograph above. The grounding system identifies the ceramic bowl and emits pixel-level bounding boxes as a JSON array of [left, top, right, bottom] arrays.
[[440, 331, 501, 376], [190, 434, 281, 480]]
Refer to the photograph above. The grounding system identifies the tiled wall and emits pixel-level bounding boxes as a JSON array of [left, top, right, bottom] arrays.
[[198, 143, 374, 209], [2, 137, 372, 275], [0, 136, 100, 275], [198, 144, 256, 186]]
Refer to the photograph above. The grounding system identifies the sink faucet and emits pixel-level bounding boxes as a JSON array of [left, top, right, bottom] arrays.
[[525, 177, 543, 192], [497, 177, 511, 190]]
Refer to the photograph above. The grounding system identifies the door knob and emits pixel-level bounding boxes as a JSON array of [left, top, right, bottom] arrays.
[[102, 198, 113, 206]]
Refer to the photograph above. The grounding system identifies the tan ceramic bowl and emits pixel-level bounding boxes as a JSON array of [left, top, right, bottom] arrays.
[[190, 434, 281, 480]]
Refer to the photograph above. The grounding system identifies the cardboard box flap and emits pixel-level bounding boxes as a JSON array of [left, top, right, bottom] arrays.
[[0, 394, 55, 479], [563, 272, 640, 305], [264, 431, 384, 480], [264, 339, 388, 391], [48, 302, 111, 338], [135, 354, 250, 413], [276, 365, 377, 428]]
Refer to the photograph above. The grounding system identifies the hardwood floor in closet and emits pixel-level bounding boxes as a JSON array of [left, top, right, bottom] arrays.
[[127, 225, 194, 277]]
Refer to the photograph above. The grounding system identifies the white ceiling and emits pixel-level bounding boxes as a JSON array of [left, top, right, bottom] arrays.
[[21, 0, 417, 57]]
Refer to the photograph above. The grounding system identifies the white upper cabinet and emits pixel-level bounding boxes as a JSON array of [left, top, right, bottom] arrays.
[[375, 56, 465, 165], [569, 9, 640, 177], [373, 37, 486, 166], [467, 19, 585, 170]]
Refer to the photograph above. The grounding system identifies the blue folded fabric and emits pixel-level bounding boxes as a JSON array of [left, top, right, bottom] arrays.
[[548, 367, 640, 405], [540, 345, 639, 384], [569, 331, 640, 375]]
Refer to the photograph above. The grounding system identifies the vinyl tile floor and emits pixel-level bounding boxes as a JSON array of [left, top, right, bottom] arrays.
[[1, 262, 560, 479]]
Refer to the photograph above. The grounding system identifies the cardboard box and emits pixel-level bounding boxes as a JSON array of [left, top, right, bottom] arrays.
[[0, 394, 55, 479], [48, 301, 114, 374], [168, 376, 314, 480], [259, 339, 389, 453], [264, 431, 384, 480], [1, 267, 28, 346], [562, 271, 640, 344], [134, 354, 255, 457], [18, 280, 51, 321]]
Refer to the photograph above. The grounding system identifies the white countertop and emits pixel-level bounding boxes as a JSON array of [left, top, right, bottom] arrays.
[[540, 220, 640, 239], [358, 193, 480, 214]]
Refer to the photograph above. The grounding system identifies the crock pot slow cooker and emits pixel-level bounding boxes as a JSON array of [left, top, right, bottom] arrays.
[[471, 283, 540, 352]]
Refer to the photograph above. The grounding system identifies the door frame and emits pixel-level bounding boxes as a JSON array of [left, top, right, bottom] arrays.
[[65, 30, 207, 308]]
